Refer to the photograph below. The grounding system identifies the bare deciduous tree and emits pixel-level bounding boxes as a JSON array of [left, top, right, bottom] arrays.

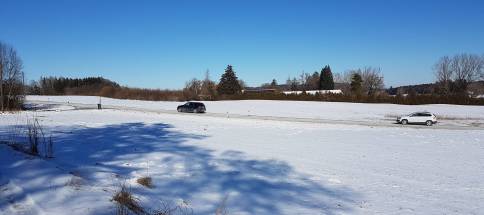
[[0, 41, 24, 112], [200, 70, 217, 99], [298, 71, 310, 91], [286, 76, 299, 91], [363, 67, 384, 96], [348, 67, 384, 96], [333, 73, 343, 84], [434, 53, 484, 94], [333, 71, 353, 93], [451, 54, 483, 83], [182, 78, 202, 100], [308, 71, 320, 90], [364, 67, 384, 95], [434, 56, 453, 82], [434, 56, 453, 94]]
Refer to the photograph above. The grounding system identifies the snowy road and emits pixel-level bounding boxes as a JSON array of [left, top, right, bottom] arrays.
[[26, 99, 484, 130]]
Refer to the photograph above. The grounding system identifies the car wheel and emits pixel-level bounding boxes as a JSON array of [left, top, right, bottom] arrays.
[[177, 108, 181, 112], [426, 120, 433, 126], [401, 119, 408, 125]]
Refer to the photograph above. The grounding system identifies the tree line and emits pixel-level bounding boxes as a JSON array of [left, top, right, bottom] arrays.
[[182, 65, 246, 100], [281, 65, 337, 91], [24, 58, 484, 105], [28, 76, 184, 101], [29, 76, 120, 95], [262, 66, 385, 97], [2, 39, 483, 109]]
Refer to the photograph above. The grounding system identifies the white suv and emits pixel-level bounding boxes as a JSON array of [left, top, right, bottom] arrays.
[[397, 112, 437, 126]]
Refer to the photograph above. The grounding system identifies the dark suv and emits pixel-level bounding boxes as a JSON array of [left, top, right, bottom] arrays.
[[177, 102, 206, 113]]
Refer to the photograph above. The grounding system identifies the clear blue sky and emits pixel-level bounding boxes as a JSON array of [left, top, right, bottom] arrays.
[[1, 0, 483, 89]]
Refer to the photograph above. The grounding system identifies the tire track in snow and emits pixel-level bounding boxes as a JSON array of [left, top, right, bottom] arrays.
[[26, 100, 484, 131]]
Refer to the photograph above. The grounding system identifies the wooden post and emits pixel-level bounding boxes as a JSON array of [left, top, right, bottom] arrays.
[[97, 96, 102, 110]]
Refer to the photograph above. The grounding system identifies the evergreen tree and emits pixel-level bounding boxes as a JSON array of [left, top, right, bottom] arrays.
[[350, 73, 363, 95], [319, 65, 335, 90], [217, 65, 242, 95], [270, 79, 277, 88]]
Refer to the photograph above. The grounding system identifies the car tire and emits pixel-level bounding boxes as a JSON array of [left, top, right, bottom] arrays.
[[177, 108, 181, 112], [426, 120, 433, 126], [401, 119, 408, 125]]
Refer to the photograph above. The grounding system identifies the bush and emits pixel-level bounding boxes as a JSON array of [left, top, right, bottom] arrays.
[[113, 183, 144, 215], [113, 181, 194, 215], [25, 115, 54, 158], [136, 176, 153, 188]]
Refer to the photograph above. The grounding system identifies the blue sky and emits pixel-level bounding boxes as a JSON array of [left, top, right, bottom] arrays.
[[1, 0, 483, 89]]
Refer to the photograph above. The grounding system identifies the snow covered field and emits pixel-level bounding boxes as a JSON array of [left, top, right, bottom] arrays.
[[26, 96, 484, 124], [1, 98, 484, 214]]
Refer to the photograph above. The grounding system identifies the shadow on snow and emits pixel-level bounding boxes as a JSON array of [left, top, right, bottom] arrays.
[[1, 122, 360, 214]]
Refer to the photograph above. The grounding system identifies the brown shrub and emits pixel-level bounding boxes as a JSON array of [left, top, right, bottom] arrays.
[[136, 176, 153, 188], [113, 183, 144, 215]]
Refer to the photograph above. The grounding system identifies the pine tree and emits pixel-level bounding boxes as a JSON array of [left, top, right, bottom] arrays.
[[350, 73, 363, 95], [319, 65, 334, 90], [217, 65, 242, 95], [270, 79, 277, 88]]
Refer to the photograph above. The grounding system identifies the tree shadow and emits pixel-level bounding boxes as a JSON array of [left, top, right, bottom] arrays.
[[1, 122, 360, 214]]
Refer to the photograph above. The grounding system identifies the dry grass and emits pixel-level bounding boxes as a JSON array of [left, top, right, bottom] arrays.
[[111, 179, 196, 215], [113, 183, 145, 215], [136, 176, 154, 189]]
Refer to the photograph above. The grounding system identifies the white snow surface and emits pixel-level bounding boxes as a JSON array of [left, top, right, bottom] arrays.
[[26, 95, 484, 122], [1, 97, 484, 214]]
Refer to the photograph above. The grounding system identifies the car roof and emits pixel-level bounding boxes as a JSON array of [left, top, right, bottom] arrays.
[[411, 111, 432, 114]]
